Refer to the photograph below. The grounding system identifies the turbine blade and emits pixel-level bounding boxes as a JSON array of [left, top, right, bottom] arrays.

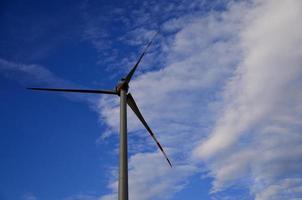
[[124, 32, 158, 84], [127, 93, 172, 167], [27, 87, 118, 95]]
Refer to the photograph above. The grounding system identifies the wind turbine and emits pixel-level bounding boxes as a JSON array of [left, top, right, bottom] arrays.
[[27, 33, 172, 200]]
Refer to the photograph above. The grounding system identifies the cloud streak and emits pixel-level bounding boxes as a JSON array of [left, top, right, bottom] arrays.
[[0, 58, 99, 106]]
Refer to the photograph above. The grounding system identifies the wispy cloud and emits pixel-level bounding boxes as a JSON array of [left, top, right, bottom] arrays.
[[22, 193, 37, 200], [63, 194, 101, 200], [0, 58, 68, 85], [0, 57, 99, 107]]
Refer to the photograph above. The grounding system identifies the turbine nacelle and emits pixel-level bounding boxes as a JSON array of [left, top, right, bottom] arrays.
[[115, 78, 129, 95]]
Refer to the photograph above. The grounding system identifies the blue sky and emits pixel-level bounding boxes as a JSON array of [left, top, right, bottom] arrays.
[[1, 0, 302, 200]]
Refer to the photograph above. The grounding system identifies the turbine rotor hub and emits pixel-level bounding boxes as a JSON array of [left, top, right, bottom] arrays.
[[115, 78, 129, 95]]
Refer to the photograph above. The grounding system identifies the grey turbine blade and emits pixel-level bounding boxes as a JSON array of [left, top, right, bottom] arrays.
[[27, 87, 118, 95], [127, 93, 172, 167], [124, 32, 158, 84]]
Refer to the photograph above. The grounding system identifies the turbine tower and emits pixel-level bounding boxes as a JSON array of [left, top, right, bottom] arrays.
[[28, 33, 172, 200]]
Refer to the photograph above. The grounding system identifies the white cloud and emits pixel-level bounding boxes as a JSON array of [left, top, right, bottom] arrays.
[[194, 0, 302, 198]]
